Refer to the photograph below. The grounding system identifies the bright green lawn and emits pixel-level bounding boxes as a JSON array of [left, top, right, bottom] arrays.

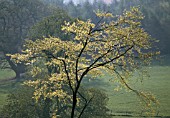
[[94, 66, 170, 117]]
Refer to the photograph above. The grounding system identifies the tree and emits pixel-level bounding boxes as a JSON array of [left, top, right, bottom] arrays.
[[0, 0, 57, 78], [1, 86, 41, 118], [27, 9, 73, 76], [28, 9, 72, 40], [43, 0, 64, 6], [65, 1, 81, 18], [140, 0, 170, 55], [9, 7, 159, 117]]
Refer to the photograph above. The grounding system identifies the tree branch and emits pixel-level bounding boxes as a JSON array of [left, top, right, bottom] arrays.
[[75, 39, 88, 83], [43, 51, 74, 92], [75, 26, 93, 83], [113, 69, 155, 105], [78, 45, 133, 82], [88, 45, 134, 71], [62, 59, 74, 92], [78, 91, 94, 118]]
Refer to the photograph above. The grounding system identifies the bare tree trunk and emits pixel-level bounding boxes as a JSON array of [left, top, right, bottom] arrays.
[[71, 92, 77, 118]]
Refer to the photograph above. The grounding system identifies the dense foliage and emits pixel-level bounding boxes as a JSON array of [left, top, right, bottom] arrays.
[[9, 7, 159, 117]]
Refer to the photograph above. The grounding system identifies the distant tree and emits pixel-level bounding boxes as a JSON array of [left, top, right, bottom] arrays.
[[65, 1, 81, 18], [0, 0, 64, 79], [42, 0, 64, 7], [28, 9, 72, 40], [140, 0, 170, 54], [78, 87, 110, 118], [9, 7, 159, 117], [1, 86, 42, 118], [81, 1, 94, 20]]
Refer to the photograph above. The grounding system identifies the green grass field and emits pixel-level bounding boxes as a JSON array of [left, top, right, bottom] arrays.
[[0, 60, 170, 117], [103, 66, 170, 117], [0, 69, 15, 81]]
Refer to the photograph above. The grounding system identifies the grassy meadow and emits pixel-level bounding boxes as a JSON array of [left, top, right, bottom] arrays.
[[84, 56, 170, 117], [0, 70, 16, 109], [0, 56, 170, 117], [101, 66, 170, 117]]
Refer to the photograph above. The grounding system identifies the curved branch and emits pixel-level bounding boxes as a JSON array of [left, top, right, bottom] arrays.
[[113, 69, 156, 105]]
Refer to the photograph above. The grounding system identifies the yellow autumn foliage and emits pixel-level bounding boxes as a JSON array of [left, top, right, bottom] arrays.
[[9, 7, 159, 117]]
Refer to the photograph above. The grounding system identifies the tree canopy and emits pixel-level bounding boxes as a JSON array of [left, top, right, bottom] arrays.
[[28, 9, 72, 40], [9, 7, 159, 118]]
